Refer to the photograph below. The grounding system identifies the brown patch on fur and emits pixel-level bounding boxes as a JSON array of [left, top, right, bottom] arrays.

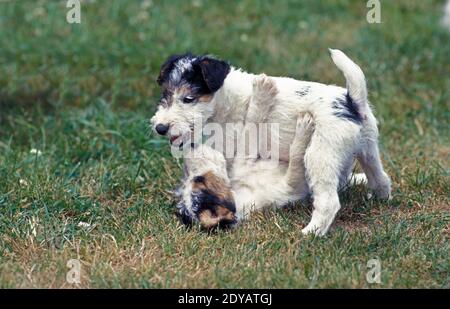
[[191, 171, 233, 201], [198, 210, 221, 229], [216, 205, 235, 221], [192, 171, 236, 229], [172, 86, 213, 103], [198, 206, 236, 229], [177, 85, 193, 97], [198, 93, 213, 103]]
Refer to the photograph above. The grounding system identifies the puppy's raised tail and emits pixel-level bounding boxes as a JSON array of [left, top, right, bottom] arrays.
[[329, 48, 368, 118]]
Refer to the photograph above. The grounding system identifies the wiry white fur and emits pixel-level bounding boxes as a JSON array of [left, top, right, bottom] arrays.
[[170, 57, 196, 84], [231, 113, 314, 220], [151, 87, 216, 145], [152, 49, 392, 235], [181, 112, 314, 223]]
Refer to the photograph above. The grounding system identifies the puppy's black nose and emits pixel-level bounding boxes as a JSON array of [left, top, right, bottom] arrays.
[[155, 124, 169, 135]]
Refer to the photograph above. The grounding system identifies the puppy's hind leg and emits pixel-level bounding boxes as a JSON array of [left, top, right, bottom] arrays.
[[302, 123, 359, 236], [356, 115, 391, 199], [357, 140, 391, 199]]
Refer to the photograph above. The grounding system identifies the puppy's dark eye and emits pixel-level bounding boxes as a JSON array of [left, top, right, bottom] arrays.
[[182, 96, 195, 104]]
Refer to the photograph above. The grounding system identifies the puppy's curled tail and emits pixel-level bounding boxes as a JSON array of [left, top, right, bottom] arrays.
[[329, 48, 369, 118]]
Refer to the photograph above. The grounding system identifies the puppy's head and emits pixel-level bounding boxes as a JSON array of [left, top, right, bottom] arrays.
[[176, 171, 236, 230], [151, 54, 230, 147]]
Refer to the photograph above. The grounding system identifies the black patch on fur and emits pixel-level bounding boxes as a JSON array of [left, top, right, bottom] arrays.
[[332, 92, 362, 124], [183, 60, 212, 95], [157, 53, 191, 85], [193, 175, 205, 183], [191, 189, 236, 229], [195, 57, 230, 93], [296, 86, 311, 97], [195, 189, 236, 214], [157, 54, 230, 95], [175, 186, 236, 229]]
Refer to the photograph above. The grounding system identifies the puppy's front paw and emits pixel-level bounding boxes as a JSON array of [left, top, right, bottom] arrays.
[[252, 74, 278, 98], [296, 112, 315, 135]]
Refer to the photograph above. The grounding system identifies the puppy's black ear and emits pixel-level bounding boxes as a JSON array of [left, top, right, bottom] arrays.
[[157, 54, 185, 85], [196, 56, 230, 93]]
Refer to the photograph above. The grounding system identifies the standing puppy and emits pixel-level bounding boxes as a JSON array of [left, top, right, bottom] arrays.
[[152, 49, 391, 235]]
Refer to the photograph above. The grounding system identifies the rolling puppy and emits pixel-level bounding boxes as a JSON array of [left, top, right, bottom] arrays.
[[152, 49, 391, 235], [176, 77, 315, 229]]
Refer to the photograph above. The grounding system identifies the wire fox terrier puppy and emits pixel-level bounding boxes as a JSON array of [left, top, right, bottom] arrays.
[[175, 77, 315, 229], [151, 49, 391, 235]]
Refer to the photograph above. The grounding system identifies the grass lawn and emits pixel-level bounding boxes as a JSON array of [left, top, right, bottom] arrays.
[[0, 0, 448, 288]]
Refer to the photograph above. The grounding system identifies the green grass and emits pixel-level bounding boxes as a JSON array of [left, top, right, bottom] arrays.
[[0, 0, 448, 288]]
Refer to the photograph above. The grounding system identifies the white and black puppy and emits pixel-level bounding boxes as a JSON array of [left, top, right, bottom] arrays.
[[151, 49, 391, 235]]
